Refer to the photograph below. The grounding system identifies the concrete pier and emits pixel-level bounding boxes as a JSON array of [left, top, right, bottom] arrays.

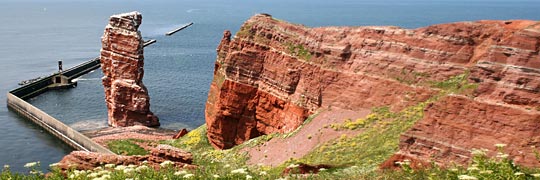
[[6, 39, 157, 153], [7, 93, 113, 153]]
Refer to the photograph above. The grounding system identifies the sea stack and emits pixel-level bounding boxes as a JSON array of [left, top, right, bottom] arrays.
[[100, 11, 159, 127]]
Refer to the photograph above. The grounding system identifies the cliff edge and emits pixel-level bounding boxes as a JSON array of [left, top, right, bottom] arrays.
[[206, 14, 540, 167]]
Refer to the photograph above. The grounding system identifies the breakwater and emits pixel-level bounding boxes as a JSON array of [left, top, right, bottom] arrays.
[[6, 56, 113, 153], [7, 93, 113, 153], [6, 39, 156, 154]]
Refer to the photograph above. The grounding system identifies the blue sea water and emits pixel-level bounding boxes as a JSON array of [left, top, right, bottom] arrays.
[[0, 0, 539, 172]]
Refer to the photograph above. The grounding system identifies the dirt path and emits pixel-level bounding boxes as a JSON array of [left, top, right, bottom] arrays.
[[243, 108, 371, 166]]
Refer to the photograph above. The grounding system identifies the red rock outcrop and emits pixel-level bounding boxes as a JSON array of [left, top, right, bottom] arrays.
[[206, 14, 540, 167], [100, 11, 159, 127], [56, 145, 195, 171]]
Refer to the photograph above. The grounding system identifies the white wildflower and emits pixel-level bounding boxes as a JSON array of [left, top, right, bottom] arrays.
[[224, 164, 230, 168], [467, 166, 479, 171], [136, 165, 149, 172], [402, 159, 411, 165], [259, 171, 268, 175], [128, 164, 137, 168], [319, 168, 327, 171], [449, 168, 458, 172], [101, 174, 111, 179], [94, 167, 103, 171], [470, 148, 488, 156], [496, 153, 509, 159], [174, 170, 188, 176], [87, 172, 100, 178], [104, 164, 116, 168], [532, 174, 540, 177], [514, 172, 524, 176], [246, 174, 253, 179], [458, 175, 478, 180], [160, 160, 174, 167], [287, 164, 299, 169], [123, 168, 134, 174], [183, 174, 195, 178], [479, 170, 493, 174], [49, 163, 59, 168], [114, 165, 126, 171], [3, 165, 9, 169], [73, 170, 82, 176], [24, 162, 38, 168], [495, 144, 507, 148], [98, 170, 110, 175], [213, 174, 220, 178], [231, 168, 248, 174]]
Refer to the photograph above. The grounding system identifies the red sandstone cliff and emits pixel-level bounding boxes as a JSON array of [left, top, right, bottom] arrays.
[[100, 12, 159, 127], [205, 14, 540, 167]]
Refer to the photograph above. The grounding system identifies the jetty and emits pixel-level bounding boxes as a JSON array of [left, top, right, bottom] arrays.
[[165, 22, 194, 36], [6, 39, 157, 153]]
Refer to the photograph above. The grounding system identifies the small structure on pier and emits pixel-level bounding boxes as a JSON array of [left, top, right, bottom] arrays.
[[50, 60, 77, 89]]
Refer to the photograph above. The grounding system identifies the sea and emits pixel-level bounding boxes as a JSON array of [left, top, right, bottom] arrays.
[[0, 0, 539, 173]]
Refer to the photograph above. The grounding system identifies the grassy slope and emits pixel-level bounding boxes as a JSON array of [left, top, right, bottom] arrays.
[[4, 72, 540, 179]]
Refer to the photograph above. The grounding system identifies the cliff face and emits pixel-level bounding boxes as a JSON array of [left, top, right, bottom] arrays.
[[206, 14, 540, 167], [100, 12, 159, 127]]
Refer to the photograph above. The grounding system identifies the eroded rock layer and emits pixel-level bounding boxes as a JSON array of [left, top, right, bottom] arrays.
[[206, 14, 540, 167], [100, 12, 159, 127], [56, 145, 195, 171]]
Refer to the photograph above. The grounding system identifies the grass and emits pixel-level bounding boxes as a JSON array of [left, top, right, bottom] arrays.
[[106, 139, 148, 156], [6, 145, 540, 180], [235, 22, 254, 38], [300, 102, 427, 173], [0, 72, 506, 179], [287, 42, 312, 61], [430, 70, 478, 96]]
